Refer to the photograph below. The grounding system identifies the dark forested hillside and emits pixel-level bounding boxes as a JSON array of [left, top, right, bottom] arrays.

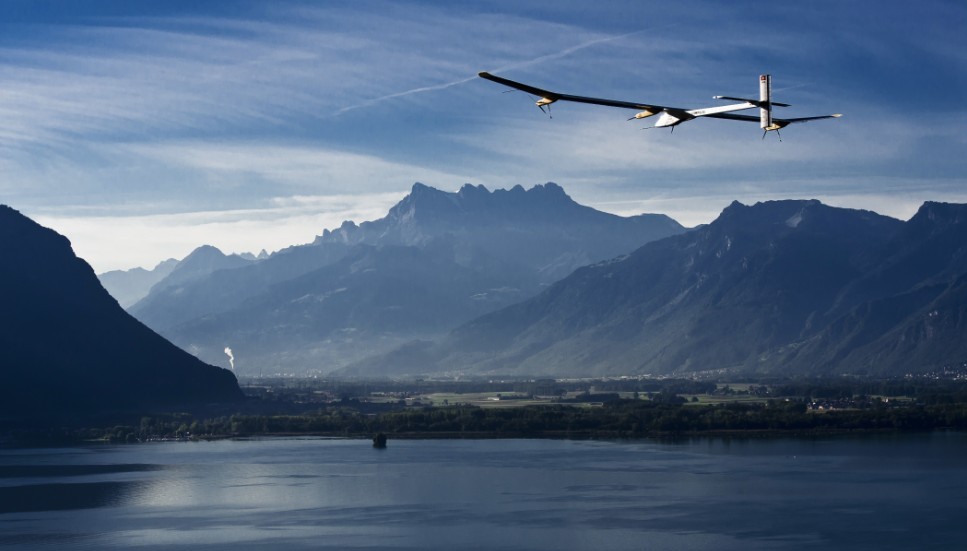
[[0, 205, 242, 419]]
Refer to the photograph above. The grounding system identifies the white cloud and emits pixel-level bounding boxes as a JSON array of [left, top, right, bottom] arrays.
[[32, 191, 406, 273], [117, 140, 477, 199], [584, 177, 967, 228]]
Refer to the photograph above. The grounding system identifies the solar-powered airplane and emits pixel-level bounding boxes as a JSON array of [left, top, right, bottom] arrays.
[[478, 72, 840, 140]]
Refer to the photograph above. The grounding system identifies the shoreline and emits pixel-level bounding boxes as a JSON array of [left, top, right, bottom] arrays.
[[4, 426, 958, 449]]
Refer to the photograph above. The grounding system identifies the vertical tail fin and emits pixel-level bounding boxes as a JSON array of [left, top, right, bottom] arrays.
[[759, 74, 772, 129]]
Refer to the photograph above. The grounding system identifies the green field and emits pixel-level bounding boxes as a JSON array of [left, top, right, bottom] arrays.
[[684, 394, 769, 406], [419, 392, 554, 408]]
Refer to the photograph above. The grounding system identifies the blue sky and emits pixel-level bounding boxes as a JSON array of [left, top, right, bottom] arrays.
[[1, 0, 965, 271]]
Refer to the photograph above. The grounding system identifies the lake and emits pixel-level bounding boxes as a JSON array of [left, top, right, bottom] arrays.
[[1, 433, 965, 550]]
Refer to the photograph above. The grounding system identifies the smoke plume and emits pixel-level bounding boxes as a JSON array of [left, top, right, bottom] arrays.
[[224, 347, 235, 371]]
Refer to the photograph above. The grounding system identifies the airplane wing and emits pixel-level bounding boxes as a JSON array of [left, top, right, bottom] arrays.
[[715, 95, 791, 108], [479, 71, 667, 112], [479, 72, 835, 132]]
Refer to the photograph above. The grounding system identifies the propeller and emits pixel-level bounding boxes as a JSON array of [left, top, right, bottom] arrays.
[[499, 89, 552, 118]]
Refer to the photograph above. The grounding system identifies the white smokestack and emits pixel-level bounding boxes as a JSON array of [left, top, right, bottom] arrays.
[[224, 347, 235, 371]]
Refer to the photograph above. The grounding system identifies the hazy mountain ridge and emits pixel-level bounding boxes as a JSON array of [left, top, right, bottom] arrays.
[[0, 205, 242, 418], [98, 258, 178, 308], [313, 182, 684, 284], [169, 243, 520, 372], [126, 182, 686, 373], [128, 242, 350, 331], [150, 245, 255, 292], [352, 199, 967, 377], [99, 245, 261, 310]]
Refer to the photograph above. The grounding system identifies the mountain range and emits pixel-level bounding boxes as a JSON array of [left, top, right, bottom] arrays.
[[0, 205, 242, 419], [350, 199, 967, 378], [118, 183, 685, 373], [92, 183, 967, 379], [7, 176, 960, 420]]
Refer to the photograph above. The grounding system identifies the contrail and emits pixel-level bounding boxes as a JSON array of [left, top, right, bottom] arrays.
[[332, 28, 654, 117], [490, 28, 652, 74], [333, 76, 478, 116]]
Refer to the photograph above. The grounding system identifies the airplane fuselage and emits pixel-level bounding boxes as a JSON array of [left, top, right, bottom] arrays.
[[653, 102, 757, 128]]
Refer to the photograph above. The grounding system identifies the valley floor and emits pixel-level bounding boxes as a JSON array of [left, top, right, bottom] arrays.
[[6, 375, 967, 446]]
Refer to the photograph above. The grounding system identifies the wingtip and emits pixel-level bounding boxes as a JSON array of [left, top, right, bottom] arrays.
[[832, 113, 843, 118], [478, 71, 492, 78]]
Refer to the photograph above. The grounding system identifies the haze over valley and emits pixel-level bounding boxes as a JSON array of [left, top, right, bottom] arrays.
[[92, 183, 967, 380], [102, 182, 685, 375]]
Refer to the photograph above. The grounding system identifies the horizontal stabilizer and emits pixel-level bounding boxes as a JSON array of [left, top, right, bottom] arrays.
[[707, 112, 842, 129], [714, 95, 790, 107], [784, 113, 842, 123]]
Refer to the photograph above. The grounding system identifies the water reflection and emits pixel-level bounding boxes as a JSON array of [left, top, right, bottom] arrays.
[[0, 480, 146, 513], [0, 463, 164, 514], [0, 435, 965, 550]]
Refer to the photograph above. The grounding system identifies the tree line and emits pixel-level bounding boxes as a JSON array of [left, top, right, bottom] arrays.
[[73, 398, 967, 443]]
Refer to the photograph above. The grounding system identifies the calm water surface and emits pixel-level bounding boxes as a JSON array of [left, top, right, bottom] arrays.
[[1, 433, 965, 550]]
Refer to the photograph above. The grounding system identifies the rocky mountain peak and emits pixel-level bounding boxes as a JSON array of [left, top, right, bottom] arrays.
[[909, 201, 967, 232], [458, 183, 489, 196]]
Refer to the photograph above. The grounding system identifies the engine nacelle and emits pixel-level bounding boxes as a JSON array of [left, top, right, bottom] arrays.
[[763, 120, 791, 131], [631, 109, 658, 120]]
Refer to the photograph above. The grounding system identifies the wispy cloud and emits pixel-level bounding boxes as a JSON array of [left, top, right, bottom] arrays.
[[121, 141, 473, 195], [4, 0, 966, 272]]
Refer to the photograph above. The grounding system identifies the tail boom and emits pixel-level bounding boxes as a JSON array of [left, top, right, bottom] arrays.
[[759, 74, 772, 130]]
